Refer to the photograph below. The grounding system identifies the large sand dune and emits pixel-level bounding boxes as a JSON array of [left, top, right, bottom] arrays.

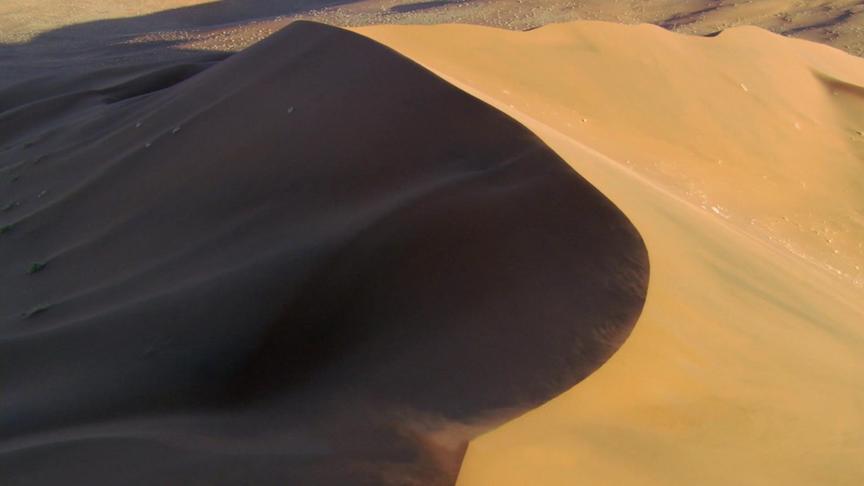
[[358, 20, 864, 485], [0, 21, 647, 485], [4, 1, 864, 484]]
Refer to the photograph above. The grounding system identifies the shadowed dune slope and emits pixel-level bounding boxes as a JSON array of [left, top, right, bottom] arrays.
[[0, 21, 648, 485]]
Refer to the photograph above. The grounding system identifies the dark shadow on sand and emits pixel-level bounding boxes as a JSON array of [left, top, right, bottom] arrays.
[[0, 11, 650, 486], [390, 1, 463, 14], [0, 0, 360, 89]]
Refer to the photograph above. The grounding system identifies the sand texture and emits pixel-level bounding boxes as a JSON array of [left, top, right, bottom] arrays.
[[4, 1, 864, 484], [358, 20, 864, 486], [0, 21, 647, 485]]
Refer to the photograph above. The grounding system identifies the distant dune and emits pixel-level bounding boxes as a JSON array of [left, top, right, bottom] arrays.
[[359, 20, 864, 486], [6, 1, 864, 90], [5, 1, 864, 55], [0, 21, 647, 485]]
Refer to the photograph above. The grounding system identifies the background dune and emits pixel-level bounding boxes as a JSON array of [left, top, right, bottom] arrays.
[[0, 21, 647, 485], [4, 1, 864, 48], [6, 1, 864, 89], [6, 0, 864, 53], [358, 20, 864, 485]]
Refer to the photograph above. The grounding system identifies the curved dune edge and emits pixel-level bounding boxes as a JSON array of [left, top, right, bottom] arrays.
[[356, 22, 864, 485], [0, 22, 648, 485]]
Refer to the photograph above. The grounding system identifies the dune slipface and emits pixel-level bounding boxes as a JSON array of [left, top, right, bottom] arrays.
[[0, 22, 648, 485], [357, 22, 864, 485]]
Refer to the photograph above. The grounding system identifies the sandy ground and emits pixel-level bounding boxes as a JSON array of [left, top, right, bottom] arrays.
[[3, 1, 864, 484], [0, 21, 647, 485], [362, 21, 864, 291], [358, 21, 864, 485]]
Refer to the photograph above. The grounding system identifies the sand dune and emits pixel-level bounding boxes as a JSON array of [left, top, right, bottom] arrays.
[[6, 1, 864, 92], [7, 1, 864, 55], [6, 1, 864, 51], [361, 21, 864, 288], [0, 21, 647, 485], [5, 2, 864, 484], [358, 21, 864, 485]]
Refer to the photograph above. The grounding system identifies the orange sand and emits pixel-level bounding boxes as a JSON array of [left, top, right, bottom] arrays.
[[359, 21, 864, 485]]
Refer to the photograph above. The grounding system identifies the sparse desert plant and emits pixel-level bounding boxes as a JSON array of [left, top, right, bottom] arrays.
[[29, 262, 47, 274]]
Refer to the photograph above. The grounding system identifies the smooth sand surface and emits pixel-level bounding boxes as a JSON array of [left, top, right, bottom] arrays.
[[357, 22, 864, 485], [0, 22, 647, 485]]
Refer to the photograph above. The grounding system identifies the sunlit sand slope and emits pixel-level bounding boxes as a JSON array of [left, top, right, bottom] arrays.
[[0, 22, 647, 485], [359, 21, 864, 485]]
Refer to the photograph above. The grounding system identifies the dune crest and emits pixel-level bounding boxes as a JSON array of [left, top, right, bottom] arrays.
[[360, 21, 864, 289], [0, 21, 647, 484], [358, 21, 864, 485]]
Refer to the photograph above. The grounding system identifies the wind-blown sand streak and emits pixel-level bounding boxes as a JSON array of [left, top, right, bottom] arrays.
[[0, 22, 648, 485]]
